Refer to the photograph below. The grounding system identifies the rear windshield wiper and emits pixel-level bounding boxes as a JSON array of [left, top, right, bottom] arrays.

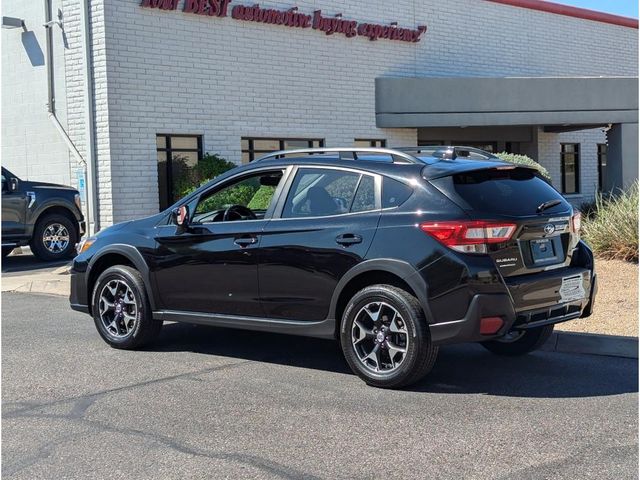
[[537, 199, 562, 213]]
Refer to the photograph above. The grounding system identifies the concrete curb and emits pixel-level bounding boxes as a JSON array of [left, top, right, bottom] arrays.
[[2, 247, 71, 296], [543, 331, 638, 359], [2, 278, 69, 296], [1, 265, 71, 297]]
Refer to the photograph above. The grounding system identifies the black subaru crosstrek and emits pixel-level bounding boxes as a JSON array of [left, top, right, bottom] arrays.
[[70, 146, 596, 388]]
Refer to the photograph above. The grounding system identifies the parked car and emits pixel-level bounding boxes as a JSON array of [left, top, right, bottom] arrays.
[[69, 147, 596, 388], [1, 167, 85, 260]]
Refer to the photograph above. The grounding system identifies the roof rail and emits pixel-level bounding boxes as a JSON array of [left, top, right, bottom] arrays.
[[394, 146, 497, 160], [254, 147, 422, 164]]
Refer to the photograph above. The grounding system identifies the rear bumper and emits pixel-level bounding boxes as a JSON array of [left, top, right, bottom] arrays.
[[430, 268, 596, 346], [430, 293, 516, 345]]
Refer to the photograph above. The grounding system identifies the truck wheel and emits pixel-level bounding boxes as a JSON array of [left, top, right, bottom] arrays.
[[340, 285, 438, 389], [30, 213, 77, 261], [91, 265, 162, 349], [481, 324, 554, 356]]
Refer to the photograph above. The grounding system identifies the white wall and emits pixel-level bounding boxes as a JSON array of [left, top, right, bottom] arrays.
[[1, 0, 72, 185]]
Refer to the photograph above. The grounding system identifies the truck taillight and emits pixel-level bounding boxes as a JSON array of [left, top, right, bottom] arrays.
[[572, 212, 581, 236], [419, 221, 516, 254]]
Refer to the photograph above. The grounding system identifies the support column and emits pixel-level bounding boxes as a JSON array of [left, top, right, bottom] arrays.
[[606, 123, 639, 191]]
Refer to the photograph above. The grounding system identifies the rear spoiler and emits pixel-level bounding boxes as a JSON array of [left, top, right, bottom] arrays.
[[421, 161, 539, 180]]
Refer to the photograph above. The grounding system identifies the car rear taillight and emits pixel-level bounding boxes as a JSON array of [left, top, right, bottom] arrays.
[[419, 220, 517, 254], [572, 212, 581, 236]]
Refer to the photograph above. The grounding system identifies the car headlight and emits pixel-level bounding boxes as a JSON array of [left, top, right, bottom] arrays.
[[74, 193, 82, 211], [77, 236, 96, 254]]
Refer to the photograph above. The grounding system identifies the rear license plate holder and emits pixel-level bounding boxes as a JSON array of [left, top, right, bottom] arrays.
[[559, 274, 586, 303], [530, 238, 555, 263]]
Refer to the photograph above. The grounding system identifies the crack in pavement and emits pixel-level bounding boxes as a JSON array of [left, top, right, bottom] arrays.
[[3, 360, 249, 417], [3, 359, 321, 479]]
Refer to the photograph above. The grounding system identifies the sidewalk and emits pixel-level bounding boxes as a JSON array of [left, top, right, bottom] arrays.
[[1, 264, 70, 296]]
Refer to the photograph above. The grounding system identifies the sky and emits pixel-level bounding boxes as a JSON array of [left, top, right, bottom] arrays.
[[553, 0, 638, 18]]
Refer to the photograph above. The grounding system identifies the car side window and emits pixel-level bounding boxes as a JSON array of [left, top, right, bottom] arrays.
[[282, 168, 376, 218], [382, 177, 413, 208], [351, 175, 376, 212], [192, 170, 284, 223]]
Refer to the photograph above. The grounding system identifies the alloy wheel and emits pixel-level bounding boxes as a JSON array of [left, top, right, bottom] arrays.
[[42, 223, 70, 254], [98, 279, 138, 338], [351, 301, 409, 373]]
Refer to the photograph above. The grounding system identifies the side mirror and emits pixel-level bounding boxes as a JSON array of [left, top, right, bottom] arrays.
[[172, 205, 190, 228], [9, 178, 18, 192]]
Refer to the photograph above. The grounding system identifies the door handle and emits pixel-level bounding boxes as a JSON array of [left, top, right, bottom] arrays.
[[234, 235, 258, 247], [336, 233, 362, 246]]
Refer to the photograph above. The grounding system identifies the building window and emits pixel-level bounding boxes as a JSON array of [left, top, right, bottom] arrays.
[[241, 138, 324, 163], [156, 134, 203, 211], [560, 143, 580, 194], [597, 144, 607, 190], [354, 139, 387, 148]]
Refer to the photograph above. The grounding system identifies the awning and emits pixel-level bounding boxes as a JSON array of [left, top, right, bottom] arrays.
[[375, 76, 638, 128]]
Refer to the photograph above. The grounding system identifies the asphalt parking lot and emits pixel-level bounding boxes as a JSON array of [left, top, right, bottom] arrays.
[[2, 292, 638, 479]]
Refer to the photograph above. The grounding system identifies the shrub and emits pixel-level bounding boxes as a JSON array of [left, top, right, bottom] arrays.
[[174, 153, 237, 200], [494, 152, 552, 181], [196, 184, 257, 214], [577, 199, 598, 220], [582, 181, 638, 262], [247, 185, 276, 210]]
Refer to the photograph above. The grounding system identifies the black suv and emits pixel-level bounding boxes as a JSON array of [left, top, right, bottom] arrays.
[[70, 147, 596, 388], [2, 167, 85, 260]]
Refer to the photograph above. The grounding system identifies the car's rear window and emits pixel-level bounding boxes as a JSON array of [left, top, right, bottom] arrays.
[[434, 168, 569, 216]]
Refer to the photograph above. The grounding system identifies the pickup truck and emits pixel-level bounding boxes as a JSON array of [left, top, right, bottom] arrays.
[[1, 167, 85, 261]]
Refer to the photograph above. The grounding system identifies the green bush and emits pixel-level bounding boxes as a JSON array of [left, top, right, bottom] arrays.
[[196, 184, 257, 214], [494, 152, 551, 181], [582, 181, 638, 262], [247, 185, 276, 210], [174, 153, 237, 200]]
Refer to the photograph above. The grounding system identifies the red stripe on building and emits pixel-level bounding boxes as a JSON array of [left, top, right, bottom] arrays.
[[485, 0, 639, 29]]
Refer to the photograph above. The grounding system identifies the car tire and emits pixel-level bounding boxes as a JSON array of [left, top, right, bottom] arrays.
[[30, 213, 77, 261], [91, 265, 162, 350], [481, 324, 554, 356], [2, 247, 13, 258], [340, 285, 438, 389]]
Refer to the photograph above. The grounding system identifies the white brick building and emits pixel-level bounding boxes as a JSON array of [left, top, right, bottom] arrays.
[[2, 0, 638, 232]]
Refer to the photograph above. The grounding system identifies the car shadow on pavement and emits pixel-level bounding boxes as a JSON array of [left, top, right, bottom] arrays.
[[1, 252, 69, 274], [152, 322, 638, 399], [153, 322, 350, 374]]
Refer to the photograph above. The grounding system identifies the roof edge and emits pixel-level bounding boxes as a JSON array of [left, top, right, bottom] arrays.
[[484, 0, 639, 29]]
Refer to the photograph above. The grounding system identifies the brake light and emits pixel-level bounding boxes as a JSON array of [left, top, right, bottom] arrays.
[[419, 220, 516, 254], [572, 212, 581, 236]]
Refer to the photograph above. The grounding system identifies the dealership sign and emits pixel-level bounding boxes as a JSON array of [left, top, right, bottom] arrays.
[[141, 0, 427, 43]]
